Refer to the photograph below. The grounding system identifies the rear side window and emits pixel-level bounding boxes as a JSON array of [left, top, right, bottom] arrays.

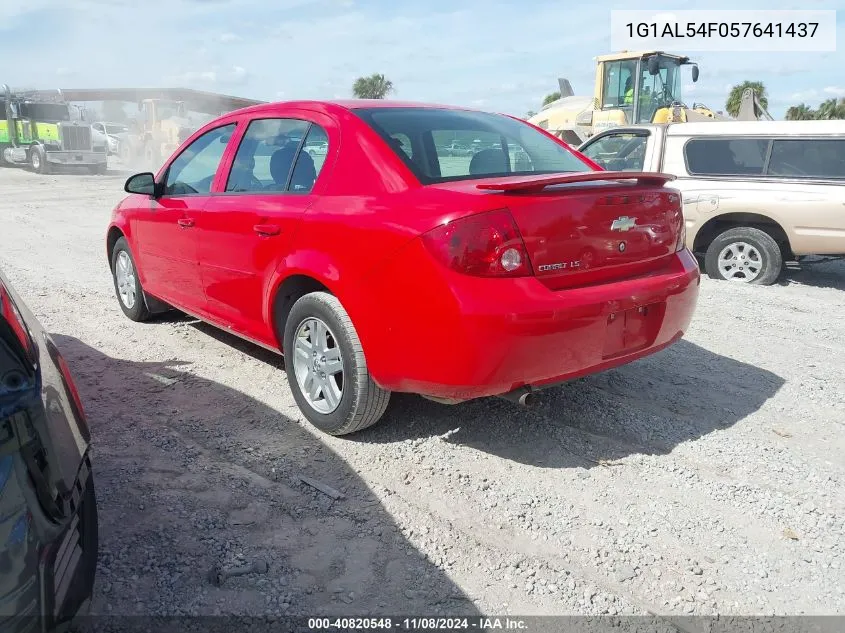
[[225, 118, 328, 193], [685, 138, 769, 176], [354, 107, 591, 184], [767, 139, 845, 179]]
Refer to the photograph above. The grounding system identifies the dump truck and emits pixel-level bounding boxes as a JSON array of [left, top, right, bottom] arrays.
[[0, 85, 108, 174], [528, 51, 771, 146]]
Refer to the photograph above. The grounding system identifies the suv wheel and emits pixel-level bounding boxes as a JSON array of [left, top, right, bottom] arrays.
[[704, 226, 783, 285], [283, 292, 390, 435]]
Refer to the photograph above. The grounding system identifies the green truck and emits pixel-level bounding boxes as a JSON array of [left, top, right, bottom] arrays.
[[1, 84, 108, 174]]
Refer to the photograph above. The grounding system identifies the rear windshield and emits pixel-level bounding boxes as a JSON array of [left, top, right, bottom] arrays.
[[353, 107, 592, 184]]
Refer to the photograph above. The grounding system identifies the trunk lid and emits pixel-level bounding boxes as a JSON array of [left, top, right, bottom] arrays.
[[470, 171, 683, 290]]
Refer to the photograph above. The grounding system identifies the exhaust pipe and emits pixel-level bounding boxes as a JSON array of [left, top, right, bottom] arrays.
[[2, 84, 17, 148], [499, 386, 536, 407]]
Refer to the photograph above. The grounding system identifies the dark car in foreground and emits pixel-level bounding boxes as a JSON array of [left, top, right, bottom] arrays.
[[0, 267, 97, 632]]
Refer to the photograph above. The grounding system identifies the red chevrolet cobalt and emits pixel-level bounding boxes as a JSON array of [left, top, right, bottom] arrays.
[[106, 100, 699, 435]]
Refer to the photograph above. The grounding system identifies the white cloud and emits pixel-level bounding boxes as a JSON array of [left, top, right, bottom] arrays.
[[823, 86, 845, 96], [168, 65, 249, 86], [219, 32, 241, 43]]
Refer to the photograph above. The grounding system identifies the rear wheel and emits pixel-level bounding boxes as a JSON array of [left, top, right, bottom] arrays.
[[283, 292, 390, 435], [704, 226, 783, 285], [110, 237, 151, 321]]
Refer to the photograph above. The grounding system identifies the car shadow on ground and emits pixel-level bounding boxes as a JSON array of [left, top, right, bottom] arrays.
[[179, 321, 784, 471], [779, 259, 845, 291], [52, 334, 479, 619], [354, 340, 785, 468]]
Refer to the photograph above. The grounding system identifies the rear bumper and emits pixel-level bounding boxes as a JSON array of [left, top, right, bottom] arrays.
[[0, 462, 97, 633], [354, 246, 701, 400]]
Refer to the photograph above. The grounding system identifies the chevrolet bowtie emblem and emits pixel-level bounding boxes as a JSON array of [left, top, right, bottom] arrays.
[[610, 216, 637, 232]]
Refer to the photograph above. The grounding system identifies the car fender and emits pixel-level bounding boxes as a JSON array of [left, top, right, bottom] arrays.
[[263, 249, 346, 330], [105, 216, 145, 283]]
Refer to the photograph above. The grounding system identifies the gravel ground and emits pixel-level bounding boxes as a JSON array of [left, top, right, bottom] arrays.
[[0, 165, 844, 622]]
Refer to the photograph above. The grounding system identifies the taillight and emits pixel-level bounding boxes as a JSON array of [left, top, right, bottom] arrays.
[[421, 209, 533, 278], [0, 282, 34, 361], [667, 191, 686, 252]]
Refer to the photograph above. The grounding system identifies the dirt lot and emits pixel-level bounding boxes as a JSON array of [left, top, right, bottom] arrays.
[[1, 165, 844, 621]]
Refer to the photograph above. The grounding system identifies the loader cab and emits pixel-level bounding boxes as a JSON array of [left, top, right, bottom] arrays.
[[594, 52, 697, 128]]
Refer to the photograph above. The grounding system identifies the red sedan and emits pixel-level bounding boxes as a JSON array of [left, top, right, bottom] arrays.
[[106, 100, 699, 435]]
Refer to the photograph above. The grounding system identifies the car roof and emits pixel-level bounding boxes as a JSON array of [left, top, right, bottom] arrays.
[[228, 99, 483, 118]]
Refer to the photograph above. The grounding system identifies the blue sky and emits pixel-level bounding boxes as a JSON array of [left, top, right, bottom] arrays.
[[1, 0, 842, 119]]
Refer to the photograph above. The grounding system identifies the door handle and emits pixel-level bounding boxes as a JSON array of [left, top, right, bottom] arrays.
[[253, 224, 281, 236], [177, 218, 195, 228]]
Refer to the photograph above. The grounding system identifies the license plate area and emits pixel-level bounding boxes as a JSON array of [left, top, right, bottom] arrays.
[[602, 302, 664, 358]]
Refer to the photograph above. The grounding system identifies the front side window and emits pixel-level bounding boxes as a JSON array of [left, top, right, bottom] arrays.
[[636, 57, 682, 123], [225, 118, 326, 194], [603, 61, 636, 109], [685, 138, 769, 176], [580, 133, 648, 171], [354, 107, 591, 184], [767, 139, 845, 179], [163, 123, 236, 195]]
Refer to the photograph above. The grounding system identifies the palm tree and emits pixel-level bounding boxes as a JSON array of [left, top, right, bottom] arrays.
[[785, 103, 816, 120], [725, 81, 768, 118], [352, 74, 395, 99], [524, 110, 537, 119], [542, 91, 561, 107], [816, 98, 845, 120]]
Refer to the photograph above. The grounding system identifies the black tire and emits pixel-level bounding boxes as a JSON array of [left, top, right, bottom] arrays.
[[29, 145, 50, 174], [283, 292, 390, 436], [110, 237, 151, 321], [704, 226, 783, 285]]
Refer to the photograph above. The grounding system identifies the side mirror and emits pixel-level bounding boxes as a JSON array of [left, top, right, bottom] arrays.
[[125, 172, 158, 196], [647, 55, 660, 76], [691, 65, 700, 83]]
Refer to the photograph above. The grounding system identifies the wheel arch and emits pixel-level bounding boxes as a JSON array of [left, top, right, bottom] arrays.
[[106, 225, 126, 269], [268, 272, 334, 351], [693, 212, 792, 259]]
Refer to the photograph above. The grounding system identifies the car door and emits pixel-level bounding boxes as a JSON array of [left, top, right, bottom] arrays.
[[196, 113, 335, 345], [132, 122, 237, 313]]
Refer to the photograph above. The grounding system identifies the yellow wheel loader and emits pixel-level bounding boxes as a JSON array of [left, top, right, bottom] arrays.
[[529, 51, 771, 146]]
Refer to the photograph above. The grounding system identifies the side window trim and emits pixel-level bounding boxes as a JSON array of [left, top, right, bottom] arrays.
[[160, 121, 238, 197], [284, 122, 312, 192]]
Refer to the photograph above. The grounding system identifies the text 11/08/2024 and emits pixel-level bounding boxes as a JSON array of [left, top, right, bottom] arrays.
[[610, 9, 836, 52]]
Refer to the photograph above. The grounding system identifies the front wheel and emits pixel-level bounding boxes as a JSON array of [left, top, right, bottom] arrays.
[[110, 237, 151, 321], [704, 226, 783, 285], [29, 146, 50, 174], [283, 292, 390, 436]]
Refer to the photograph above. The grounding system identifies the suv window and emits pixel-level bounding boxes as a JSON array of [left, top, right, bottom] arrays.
[[580, 132, 648, 171], [164, 123, 235, 195], [354, 107, 590, 184], [767, 139, 845, 179], [685, 138, 769, 176], [226, 118, 326, 193]]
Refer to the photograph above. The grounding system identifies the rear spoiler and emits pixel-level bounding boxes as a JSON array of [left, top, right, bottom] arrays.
[[475, 171, 676, 193]]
